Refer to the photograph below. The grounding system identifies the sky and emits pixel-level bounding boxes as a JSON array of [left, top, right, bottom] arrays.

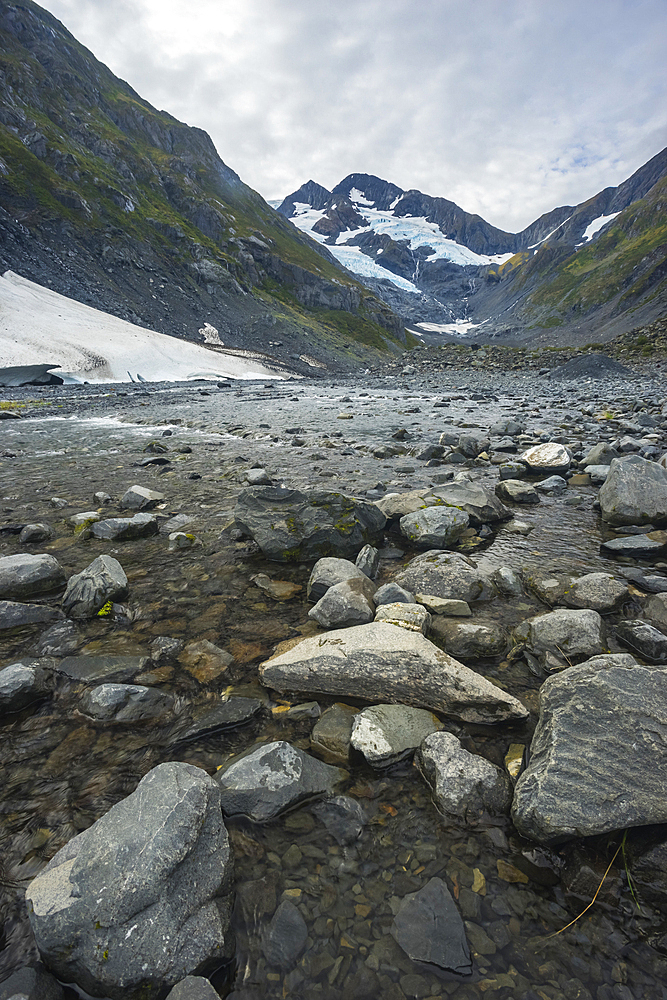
[[38, 0, 667, 233]]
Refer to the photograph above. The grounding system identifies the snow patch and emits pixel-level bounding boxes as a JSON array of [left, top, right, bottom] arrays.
[[580, 212, 620, 242], [415, 319, 479, 337], [348, 187, 375, 206], [0, 271, 282, 382]]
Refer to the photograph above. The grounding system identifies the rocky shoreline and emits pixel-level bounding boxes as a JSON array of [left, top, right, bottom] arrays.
[[1, 359, 667, 1000]]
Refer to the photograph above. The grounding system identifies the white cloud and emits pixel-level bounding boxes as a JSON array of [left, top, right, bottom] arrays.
[[39, 0, 667, 231]]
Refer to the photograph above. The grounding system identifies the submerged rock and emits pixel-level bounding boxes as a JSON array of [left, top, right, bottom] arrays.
[[391, 877, 472, 976], [261, 622, 527, 724], [312, 795, 365, 845], [0, 660, 51, 713], [310, 703, 359, 765], [80, 683, 174, 722], [417, 731, 511, 823], [234, 486, 386, 562], [56, 655, 150, 685], [512, 654, 667, 843], [261, 900, 307, 971], [26, 762, 234, 1000], [0, 600, 63, 630], [215, 741, 346, 822]]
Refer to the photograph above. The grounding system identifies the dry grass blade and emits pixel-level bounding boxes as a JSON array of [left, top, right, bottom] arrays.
[[544, 842, 622, 941]]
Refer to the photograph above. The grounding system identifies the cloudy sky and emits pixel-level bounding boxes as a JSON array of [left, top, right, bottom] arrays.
[[40, 0, 667, 232]]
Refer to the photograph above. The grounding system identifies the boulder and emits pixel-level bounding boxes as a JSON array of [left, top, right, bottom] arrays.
[[215, 741, 345, 822], [520, 443, 571, 474], [91, 513, 158, 541], [355, 544, 380, 579], [495, 480, 540, 504], [601, 532, 667, 557], [511, 654, 667, 843], [0, 600, 63, 630], [261, 622, 527, 725], [308, 576, 377, 629], [80, 683, 174, 722], [416, 594, 472, 616], [0, 660, 51, 712], [0, 963, 64, 1000], [307, 557, 369, 601], [561, 573, 628, 612], [393, 551, 495, 604], [516, 608, 607, 671], [431, 619, 506, 659], [599, 455, 667, 527], [19, 523, 53, 544], [165, 978, 219, 1000], [428, 481, 511, 526], [374, 602, 431, 634], [0, 554, 65, 600], [310, 703, 359, 764], [582, 442, 619, 467], [499, 462, 525, 480], [417, 731, 511, 822], [458, 432, 490, 458], [535, 475, 568, 495], [646, 593, 667, 630], [399, 505, 469, 548], [373, 582, 415, 606], [25, 762, 234, 1000], [350, 704, 443, 766], [391, 877, 471, 976], [119, 485, 165, 510], [234, 486, 386, 561], [375, 488, 432, 520], [62, 555, 128, 618]]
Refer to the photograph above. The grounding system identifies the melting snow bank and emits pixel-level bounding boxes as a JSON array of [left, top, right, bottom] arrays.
[[0, 271, 283, 382]]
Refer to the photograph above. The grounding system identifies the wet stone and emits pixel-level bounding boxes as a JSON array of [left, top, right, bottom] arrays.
[[615, 620, 667, 663], [119, 484, 165, 510], [416, 593, 471, 616], [351, 703, 443, 766], [535, 474, 568, 495], [417, 731, 512, 823], [600, 531, 667, 558], [262, 900, 308, 971], [394, 550, 495, 604], [495, 479, 540, 504], [374, 601, 431, 634], [0, 963, 64, 1000], [646, 592, 667, 628], [355, 543, 380, 579], [215, 741, 347, 822], [561, 573, 628, 612], [0, 553, 65, 600], [62, 554, 128, 618], [307, 556, 369, 601], [308, 576, 377, 629], [80, 683, 174, 722], [373, 581, 415, 606], [312, 795, 365, 845], [516, 608, 607, 671], [91, 512, 158, 541], [310, 703, 359, 764], [177, 698, 264, 742], [179, 639, 233, 683], [599, 455, 667, 527], [431, 619, 507, 659], [391, 877, 472, 976], [0, 659, 51, 712], [19, 522, 53, 544], [31, 619, 82, 656], [0, 599, 63, 630], [165, 977, 219, 1000], [55, 655, 150, 685], [399, 505, 470, 548]]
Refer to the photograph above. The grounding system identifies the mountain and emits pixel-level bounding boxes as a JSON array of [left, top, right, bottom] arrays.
[[279, 151, 667, 345], [0, 1, 409, 375]]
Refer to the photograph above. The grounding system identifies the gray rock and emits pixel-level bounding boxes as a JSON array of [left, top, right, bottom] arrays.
[[516, 609, 607, 671], [351, 703, 443, 766], [458, 432, 490, 458], [399, 505, 470, 548], [312, 795, 365, 845], [498, 462, 525, 480], [32, 619, 82, 656], [308, 576, 377, 629], [168, 532, 197, 552], [119, 485, 165, 510], [373, 582, 415, 605], [492, 566, 523, 597], [616, 620, 667, 663], [0, 963, 64, 1000], [520, 443, 571, 474], [0, 554, 65, 600], [394, 550, 495, 604], [522, 568, 574, 606], [417, 731, 511, 822], [375, 488, 433, 520], [235, 486, 386, 562], [25, 762, 234, 1000], [646, 593, 667, 629], [56, 655, 150, 684], [391, 877, 471, 976], [91, 513, 158, 541], [495, 480, 540, 504], [151, 636, 185, 663], [165, 977, 219, 1000], [490, 418, 525, 436], [159, 513, 195, 535], [582, 442, 619, 467], [585, 464, 611, 483], [62, 555, 128, 618], [511, 654, 667, 843], [0, 660, 50, 712], [215, 741, 346, 821], [262, 901, 307, 970], [599, 455, 667, 526], [311, 703, 359, 764], [374, 602, 431, 634], [177, 699, 264, 742], [260, 622, 528, 725], [19, 523, 53, 544], [427, 481, 511, 526], [600, 532, 667, 557], [307, 557, 368, 601], [80, 683, 174, 722], [431, 619, 506, 659], [0, 600, 63, 631], [416, 594, 472, 616], [535, 475, 568, 495], [561, 573, 628, 612], [246, 468, 272, 486], [355, 543, 380, 579]]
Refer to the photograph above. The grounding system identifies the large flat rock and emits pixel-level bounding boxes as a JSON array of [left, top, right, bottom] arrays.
[[260, 622, 527, 725], [0, 554, 65, 600], [512, 654, 667, 843]]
